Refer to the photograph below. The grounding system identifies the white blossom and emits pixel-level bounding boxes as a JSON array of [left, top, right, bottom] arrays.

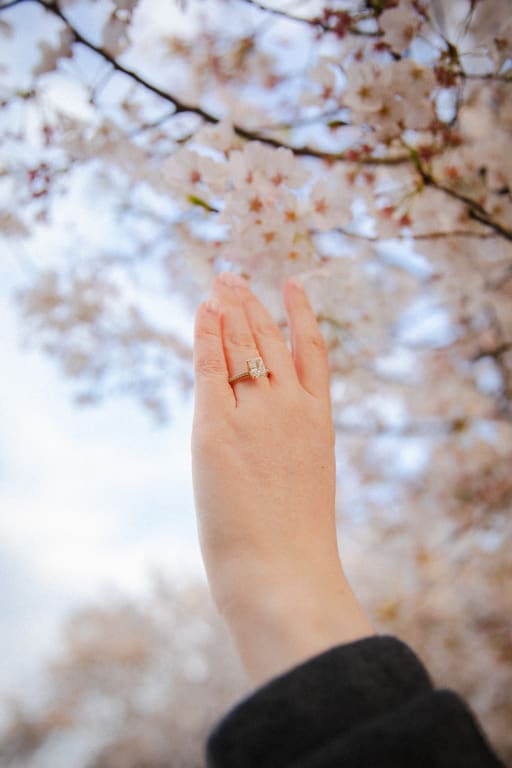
[[4, 5, 512, 757], [228, 142, 309, 193], [162, 150, 227, 202], [302, 58, 339, 106], [32, 28, 73, 77], [343, 61, 391, 115], [392, 59, 437, 100], [194, 120, 242, 155], [309, 177, 352, 231], [380, 1, 423, 53]]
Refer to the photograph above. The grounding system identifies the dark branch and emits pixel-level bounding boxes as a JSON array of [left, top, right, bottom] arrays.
[[13, 0, 512, 236], [332, 413, 509, 438], [234, 0, 379, 37], [28, 0, 407, 166], [472, 343, 512, 363], [128, 110, 178, 138], [43, 1, 216, 125], [466, 208, 512, 241], [411, 153, 512, 242], [252, 109, 350, 133], [0, 0, 28, 10]]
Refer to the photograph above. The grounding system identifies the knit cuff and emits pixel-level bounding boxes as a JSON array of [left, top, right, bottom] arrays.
[[206, 634, 433, 768]]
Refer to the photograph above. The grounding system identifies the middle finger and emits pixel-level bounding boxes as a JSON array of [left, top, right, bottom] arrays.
[[213, 273, 271, 402]]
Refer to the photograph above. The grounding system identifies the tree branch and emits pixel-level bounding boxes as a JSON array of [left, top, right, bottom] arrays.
[[410, 152, 512, 242], [42, 0, 217, 125], [460, 70, 512, 83], [252, 109, 350, 133], [332, 413, 510, 438], [234, 0, 379, 37], [472, 342, 512, 363], [330, 226, 497, 243], [14, 0, 512, 227], [0, 0, 27, 10], [32, 0, 405, 165], [466, 208, 512, 241]]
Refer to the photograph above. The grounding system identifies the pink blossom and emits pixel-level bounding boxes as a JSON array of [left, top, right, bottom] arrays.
[[32, 28, 73, 77], [343, 62, 391, 115], [162, 150, 226, 202], [380, 1, 423, 53]]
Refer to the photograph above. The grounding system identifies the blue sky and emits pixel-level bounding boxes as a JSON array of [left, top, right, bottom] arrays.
[[0, 1, 212, 717], [0, 0, 476, 725], [0, 272, 205, 717]]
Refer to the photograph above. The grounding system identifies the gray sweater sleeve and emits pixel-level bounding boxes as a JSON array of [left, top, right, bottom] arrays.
[[206, 635, 505, 768]]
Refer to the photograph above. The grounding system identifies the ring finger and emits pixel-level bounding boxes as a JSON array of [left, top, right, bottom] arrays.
[[212, 273, 271, 402]]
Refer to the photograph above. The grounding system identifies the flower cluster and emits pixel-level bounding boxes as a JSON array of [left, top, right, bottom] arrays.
[[162, 138, 355, 280], [2, 0, 512, 760]]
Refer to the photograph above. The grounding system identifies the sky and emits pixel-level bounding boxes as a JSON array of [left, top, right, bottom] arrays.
[[0, 5, 389, 713], [0, 0, 484, 731], [0, 1, 316, 725], [0, 1, 215, 719], [0, 280, 205, 716]]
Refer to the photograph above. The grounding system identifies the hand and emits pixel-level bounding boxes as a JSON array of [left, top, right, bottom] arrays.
[[191, 272, 374, 685]]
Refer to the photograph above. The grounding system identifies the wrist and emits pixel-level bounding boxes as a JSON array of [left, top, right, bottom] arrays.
[[218, 562, 375, 686]]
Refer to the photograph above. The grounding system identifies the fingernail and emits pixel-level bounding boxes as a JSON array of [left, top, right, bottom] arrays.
[[205, 297, 219, 314], [219, 272, 247, 288], [288, 276, 304, 290]]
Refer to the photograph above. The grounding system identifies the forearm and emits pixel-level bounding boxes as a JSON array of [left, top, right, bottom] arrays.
[[192, 273, 375, 685]]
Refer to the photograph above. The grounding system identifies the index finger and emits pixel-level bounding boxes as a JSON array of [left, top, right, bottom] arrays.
[[193, 298, 235, 414]]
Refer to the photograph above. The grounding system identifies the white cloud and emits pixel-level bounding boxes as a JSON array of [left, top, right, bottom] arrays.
[[0, 287, 204, 707]]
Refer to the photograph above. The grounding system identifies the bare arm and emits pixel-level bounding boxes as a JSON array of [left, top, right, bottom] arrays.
[[191, 271, 374, 686]]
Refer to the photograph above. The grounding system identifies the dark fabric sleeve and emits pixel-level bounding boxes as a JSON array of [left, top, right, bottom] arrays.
[[206, 635, 505, 768]]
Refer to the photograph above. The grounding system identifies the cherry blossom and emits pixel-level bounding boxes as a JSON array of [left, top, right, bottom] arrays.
[[228, 142, 309, 193], [309, 177, 352, 231], [162, 149, 226, 202], [380, 1, 424, 54], [32, 27, 73, 77], [343, 61, 391, 115], [1, 0, 512, 762]]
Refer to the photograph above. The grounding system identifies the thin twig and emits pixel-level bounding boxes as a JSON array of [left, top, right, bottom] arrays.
[[472, 343, 512, 362], [331, 414, 510, 438], [331, 226, 497, 243], [234, 0, 378, 37], [0, 0, 27, 10], [410, 149, 512, 242], [460, 70, 512, 83]]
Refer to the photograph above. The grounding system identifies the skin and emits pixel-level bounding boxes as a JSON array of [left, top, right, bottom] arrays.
[[191, 271, 375, 686]]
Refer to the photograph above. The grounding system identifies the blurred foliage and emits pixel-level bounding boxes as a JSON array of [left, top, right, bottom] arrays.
[[1, 0, 511, 764]]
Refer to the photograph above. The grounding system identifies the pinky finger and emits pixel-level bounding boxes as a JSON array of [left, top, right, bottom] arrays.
[[193, 298, 234, 415], [283, 277, 331, 401]]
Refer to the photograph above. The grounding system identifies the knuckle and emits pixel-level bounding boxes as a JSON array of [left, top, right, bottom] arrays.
[[225, 328, 255, 349], [195, 356, 226, 377], [195, 323, 219, 341], [246, 300, 282, 339], [253, 318, 282, 340], [307, 332, 328, 354]]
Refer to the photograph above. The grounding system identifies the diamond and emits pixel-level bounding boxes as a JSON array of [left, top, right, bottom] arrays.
[[247, 357, 266, 379]]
